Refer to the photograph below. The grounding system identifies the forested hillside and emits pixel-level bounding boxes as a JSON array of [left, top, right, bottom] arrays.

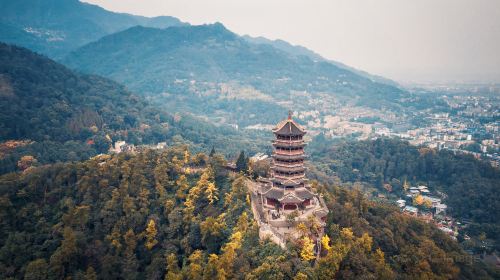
[[0, 0, 185, 58], [0, 146, 497, 279], [63, 23, 407, 127], [309, 137, 500, 250], [0, 43, 269, 174]]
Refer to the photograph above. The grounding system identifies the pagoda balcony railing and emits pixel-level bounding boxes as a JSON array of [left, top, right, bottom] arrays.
[[272, 140, 305, 146], [273, 150, 304, 156], [272, 162, 304, 169], [273, 174, 306, 181], [272, 153, 306, 160]]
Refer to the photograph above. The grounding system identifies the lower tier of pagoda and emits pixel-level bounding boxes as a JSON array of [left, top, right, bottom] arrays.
[[260, 184, 315, 210]]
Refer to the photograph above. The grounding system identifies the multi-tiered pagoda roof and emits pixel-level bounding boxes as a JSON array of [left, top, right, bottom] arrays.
[[261, 112, 317, 210], [252, 112, 329, 248]]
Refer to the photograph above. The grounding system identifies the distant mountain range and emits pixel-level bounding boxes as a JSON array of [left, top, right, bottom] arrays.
[[64, 23, 403, 100], [0, 0, 409, 128], [242, 35, 401, 88], [0, 0, 186, 58], [62, 23, 407, 126]]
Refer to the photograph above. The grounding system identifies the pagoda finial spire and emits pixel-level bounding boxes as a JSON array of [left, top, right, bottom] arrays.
[[288, 110, 293, 120]]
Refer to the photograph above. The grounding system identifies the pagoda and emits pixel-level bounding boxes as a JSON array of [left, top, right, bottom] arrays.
[[257, 111, 328, 219], [261, 111, 312, 210], [249, 112, 328, 247]]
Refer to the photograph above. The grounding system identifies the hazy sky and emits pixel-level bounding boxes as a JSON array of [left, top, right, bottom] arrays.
[[84, 0, 500, 84]]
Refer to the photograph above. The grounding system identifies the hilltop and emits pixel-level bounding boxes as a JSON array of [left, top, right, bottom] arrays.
[[0, 146, 497, 279]]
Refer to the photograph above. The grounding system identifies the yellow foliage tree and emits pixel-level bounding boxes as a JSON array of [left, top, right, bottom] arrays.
[[413, 194, 424, 206], [340, 227, 354, 241], [300, 236, 316, 261], [321, 234, 331, 252], [107, 226, 122, 250], [373, 248, 395, 279], [17, 155, 37, 171], [358, 232, 373, 252], [165, 253, 182, 280], [296, 222, 308, 237], [423, 198, 433, 208], [205, 182, 219, 204], [186, 250, 203, 280], [144, 219, 158, 250], [293, 272, 308, 280], [235, 212, 249, 233], [219, 231, 243, 278], [175, 174, 189, 200], [184, 149, 191, 164]]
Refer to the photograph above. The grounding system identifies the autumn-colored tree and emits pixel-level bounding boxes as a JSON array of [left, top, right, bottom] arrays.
[[165, 253, 182, 280], [357, 232, 373, 252], [300, 236, 316, 261], [144, 219, 158, 250], [321, 234, 331, 252], [185, 250, 204, 280], [293, 272, 309, 280], [203, 254, 226, 280], [205, 182, 219, 204], [193, 152, 208, 166], [175, 174, 189, 200], [423, 198, 433, 209], [413, 194, 424, 206], [235, 212, 249, 233], [296, 222, 308, 237], [183, 149, 191, 164], [17, 155, 37, 171], [153, 158, 169, 197], [219, 231, 243, 278], [374, 248, 395, 279], [184, 168, 215, 218], [108, 226, 122, 250], [138, 187, 151, 216]]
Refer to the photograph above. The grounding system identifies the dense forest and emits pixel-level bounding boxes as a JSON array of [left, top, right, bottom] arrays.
[[0, 43, 269, 175], [0, 146, 498, 279], [309, 137, 500, 250]]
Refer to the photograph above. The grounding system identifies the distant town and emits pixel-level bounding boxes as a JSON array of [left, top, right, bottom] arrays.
[[243, 84, 500, 169]]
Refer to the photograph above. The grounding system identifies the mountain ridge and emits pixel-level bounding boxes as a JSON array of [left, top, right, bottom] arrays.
[[0, 0, 187, 58], [0, 42, 268, 174], [242, 34, 401, 88], [63, 23, 407, 127]]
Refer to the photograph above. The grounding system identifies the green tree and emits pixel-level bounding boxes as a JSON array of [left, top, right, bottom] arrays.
[[235, 151, 248, 173]]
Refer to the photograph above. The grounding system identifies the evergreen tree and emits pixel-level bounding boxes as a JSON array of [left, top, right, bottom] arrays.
[[235, 151, 248, 173]]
